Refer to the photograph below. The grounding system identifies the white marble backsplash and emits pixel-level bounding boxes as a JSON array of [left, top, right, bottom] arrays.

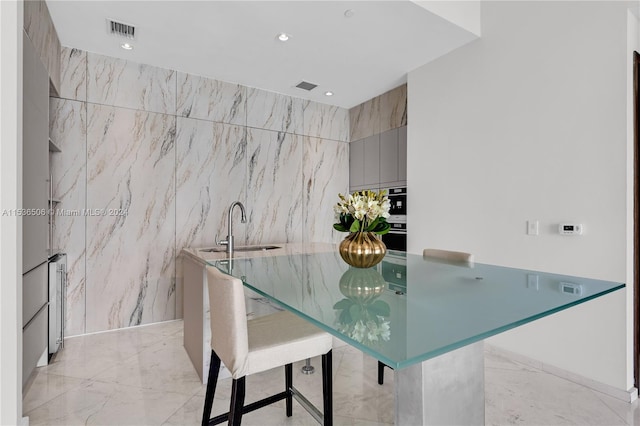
[[85, 105, 176, 332], [303, 101, 350, 142], [52, 48, 350, 335], [246, 88, 304, 134], [246, 128, 303, 244], [58, 47, 87, 102], [303, 136, 349, 244], [176, 72, 246, 125], [49, 98, 86, 336], [87, 53, 176, 115]]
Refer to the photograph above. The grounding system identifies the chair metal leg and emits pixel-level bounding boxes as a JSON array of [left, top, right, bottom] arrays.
[[202, 350, 221, 426], [301, 357, 315, 374], [378, 360, 385, 385], [285, 363, 293, 417], [229, 377, 246, 426], [321, 350, 333, 426]]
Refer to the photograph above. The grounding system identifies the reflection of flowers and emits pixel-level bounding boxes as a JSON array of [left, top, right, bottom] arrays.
[[334, 267, 391, 345], [334, 298, 390, 345]]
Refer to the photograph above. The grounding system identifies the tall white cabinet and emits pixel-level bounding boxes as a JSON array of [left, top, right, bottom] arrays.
[[22, 31, 50, 386]]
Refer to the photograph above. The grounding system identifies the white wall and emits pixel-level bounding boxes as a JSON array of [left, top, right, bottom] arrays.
[[0, 1, 23, 423], [408, 1, 636, 392], [414, 1, 481, 37]]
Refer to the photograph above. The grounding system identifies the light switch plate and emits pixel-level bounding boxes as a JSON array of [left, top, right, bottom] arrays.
[[527, 220, 539, 236], [527, 274, 539, 290]]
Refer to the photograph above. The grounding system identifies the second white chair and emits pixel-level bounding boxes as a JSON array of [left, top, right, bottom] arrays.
[[202, 265, 333, 426]]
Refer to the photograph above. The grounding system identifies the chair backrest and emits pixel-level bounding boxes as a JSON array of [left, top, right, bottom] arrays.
[[206, 265, 249, 378], [423, 248, 474, 264]]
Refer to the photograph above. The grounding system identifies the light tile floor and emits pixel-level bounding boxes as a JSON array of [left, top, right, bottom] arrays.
[[22, 320, 640, 425]]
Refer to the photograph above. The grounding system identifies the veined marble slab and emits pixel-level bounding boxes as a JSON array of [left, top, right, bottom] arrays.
[[58, 47, 87, 102], [302, 101, 350, 142], [246, 128, 303, 245], [246, 88, 304, 135], [303, 136, 349, 244], [350, 96, 381, 141], [87, 53, 176, 115], [176, 72, 246, 125], [85, 104, 176, 332], [49, 98, 86, 337], [379, 84, 407, 134], [175, 117, 247, 318]]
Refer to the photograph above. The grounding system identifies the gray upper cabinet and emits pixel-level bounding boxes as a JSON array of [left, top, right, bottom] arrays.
[[349, 138, 365, 189], [398, 126, 407, 182], [379, 128, 399, 185], [362, 134, 380, 188], [22, 32, 49, 274], [349, 125, 407, 192]]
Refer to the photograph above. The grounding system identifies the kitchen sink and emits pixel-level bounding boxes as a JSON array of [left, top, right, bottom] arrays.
[[200, 245, 281, 253]]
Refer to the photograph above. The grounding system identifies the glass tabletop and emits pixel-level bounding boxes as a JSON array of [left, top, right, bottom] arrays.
[[208, 250, 624, 370]]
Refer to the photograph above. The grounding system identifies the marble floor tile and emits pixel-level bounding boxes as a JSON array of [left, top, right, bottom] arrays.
[[92, 335, 203, 396], [41, 328, 165, 380], [23, 319, 640, 426], [25, 380, 193, 426], [23, 370, 89, 413]]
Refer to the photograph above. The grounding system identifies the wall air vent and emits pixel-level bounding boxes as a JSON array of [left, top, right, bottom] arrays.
[[295, 81, 318, 91], [107, 19, 136, 40]]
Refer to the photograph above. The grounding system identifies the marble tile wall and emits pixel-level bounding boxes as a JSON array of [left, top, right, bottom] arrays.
[[51, 48, 350, 334], [24, 0, 61, 93], [85, 105, 176, 332], [349, 84, 407, 141]]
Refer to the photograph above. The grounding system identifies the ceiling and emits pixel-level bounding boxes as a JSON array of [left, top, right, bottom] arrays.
[[46, 1, 478, 109]]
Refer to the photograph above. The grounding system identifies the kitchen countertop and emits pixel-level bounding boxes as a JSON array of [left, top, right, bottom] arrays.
[[180, 242, 338, 265]]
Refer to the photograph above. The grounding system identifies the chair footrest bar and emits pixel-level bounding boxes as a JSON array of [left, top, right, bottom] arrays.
[[208, 391, 289, 425], [291, 385, 324, 424]]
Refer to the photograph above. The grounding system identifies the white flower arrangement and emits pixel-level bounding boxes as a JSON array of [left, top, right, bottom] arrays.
[[333, 190, 391, 234]]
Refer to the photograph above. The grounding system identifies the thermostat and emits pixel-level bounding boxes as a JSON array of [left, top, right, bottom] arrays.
[[558, 223, 583, 235], [560, 282, 582, 296]]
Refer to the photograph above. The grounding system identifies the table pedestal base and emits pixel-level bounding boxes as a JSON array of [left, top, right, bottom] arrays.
[[394, 341, 485, 425]]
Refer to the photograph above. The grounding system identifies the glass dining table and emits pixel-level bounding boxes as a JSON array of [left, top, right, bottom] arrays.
[[208, 248, 624, 425]]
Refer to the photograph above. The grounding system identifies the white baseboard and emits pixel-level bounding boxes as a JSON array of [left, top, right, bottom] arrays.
[[486, 344, 638, 403]]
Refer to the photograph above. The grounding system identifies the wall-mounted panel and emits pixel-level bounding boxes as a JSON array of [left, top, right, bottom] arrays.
[[87, 53, 176, 115], [176, 73, 246, 125], [246, 88, 303, 134], [246, 128, 303, 244], [303, 137, 349, 243], [85, 104, 176, 332], [58, 47, 87, 102]]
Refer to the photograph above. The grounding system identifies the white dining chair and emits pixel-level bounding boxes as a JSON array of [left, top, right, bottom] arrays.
[[422, 248, 475, 265], [202, 265, 333, 426], [377, 248, 475, 385]]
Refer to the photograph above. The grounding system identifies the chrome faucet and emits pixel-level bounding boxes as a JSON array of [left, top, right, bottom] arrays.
[[215, 201, 247, 256]]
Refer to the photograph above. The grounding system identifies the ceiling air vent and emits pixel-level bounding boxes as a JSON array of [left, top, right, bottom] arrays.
[[295, 81, 318, 91], [107, 19, 136, 40]]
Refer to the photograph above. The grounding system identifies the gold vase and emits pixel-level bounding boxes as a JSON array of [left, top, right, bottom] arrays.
[[339, 268, 386, 303], [339, 232, 387, 268]]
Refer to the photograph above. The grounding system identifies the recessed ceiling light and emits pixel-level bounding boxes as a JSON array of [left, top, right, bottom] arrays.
[[121, 42, 133, 50], [277, 33, 290, 42], [325, 91, 334, 96]]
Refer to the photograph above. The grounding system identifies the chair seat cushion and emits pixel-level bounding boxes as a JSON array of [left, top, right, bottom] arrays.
[[243, 310, 332, 377]]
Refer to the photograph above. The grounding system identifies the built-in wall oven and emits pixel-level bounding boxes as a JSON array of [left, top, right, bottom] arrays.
[[382, 187, 407, 251]]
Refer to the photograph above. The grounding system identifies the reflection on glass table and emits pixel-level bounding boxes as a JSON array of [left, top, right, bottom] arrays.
[[209, 249, 624, 425]]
